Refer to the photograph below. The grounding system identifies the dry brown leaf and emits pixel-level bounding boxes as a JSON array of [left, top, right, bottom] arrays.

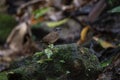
[[88, 0, 106, 22], [6, 22, 31, 51], [0, 22, 40, 71], [0, 0, 8, 13], [73, 0, 93, 7], [30, 16, 45, 25]]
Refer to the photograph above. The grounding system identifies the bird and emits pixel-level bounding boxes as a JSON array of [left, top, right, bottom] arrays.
[[41, 28, 61, 44]]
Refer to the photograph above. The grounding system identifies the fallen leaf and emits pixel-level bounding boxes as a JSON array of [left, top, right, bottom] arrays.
[[6, 22, 30, 51], [93, 37, 116, 49], [45, 18, 69, 28], [77, 25, 90, 45], [33, 7, 51, 19], [30, 16, 45, 25], [108, 6, 120, 13]]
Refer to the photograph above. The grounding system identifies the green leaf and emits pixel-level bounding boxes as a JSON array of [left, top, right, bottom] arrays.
[[33, 7, 50, 19], [66, 71, 70, 74], [59, 60, 65, 63], [100, 59, 112, 68], [108, 6, 120, 13], [34, 52, 43, 57], [46, 18, 69, 28], [48, 44, 54, 49], [37, 58, 53, 64], [44, 49, 53, 59]]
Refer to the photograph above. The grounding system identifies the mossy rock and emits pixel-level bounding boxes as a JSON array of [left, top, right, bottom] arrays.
[[4, 44, 102, 80], [0, 13, 17, 42]]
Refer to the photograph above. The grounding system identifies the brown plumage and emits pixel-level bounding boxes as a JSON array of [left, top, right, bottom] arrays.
[[42, 29, 61, 44]]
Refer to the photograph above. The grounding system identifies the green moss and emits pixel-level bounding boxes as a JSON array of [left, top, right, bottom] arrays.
[[79, 48, 101, 70], [7, 44, 102, 80], [0, 72, 8, 80], [0, 13, 17, 41]]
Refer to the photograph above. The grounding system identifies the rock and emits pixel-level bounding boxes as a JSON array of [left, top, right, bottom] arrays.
[[3, 43, 102, 80]]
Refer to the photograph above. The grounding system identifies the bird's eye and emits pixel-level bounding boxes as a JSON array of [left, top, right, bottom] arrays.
[[54, 28, 62, 32]]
